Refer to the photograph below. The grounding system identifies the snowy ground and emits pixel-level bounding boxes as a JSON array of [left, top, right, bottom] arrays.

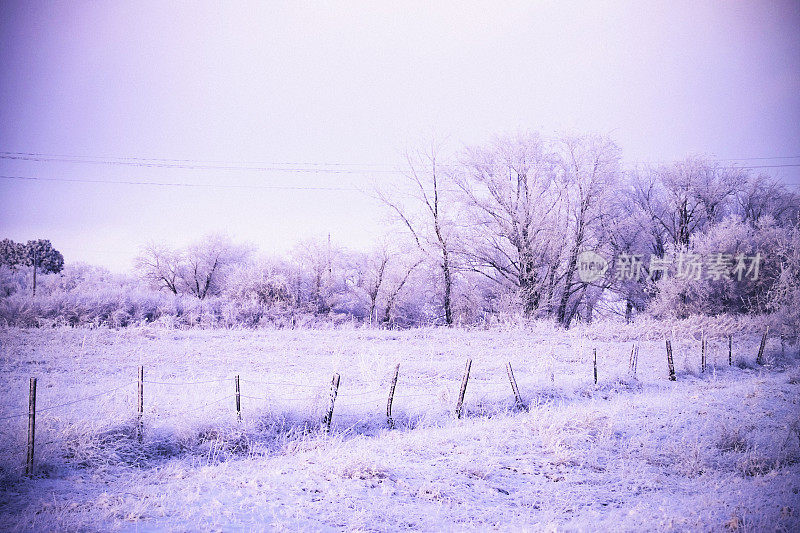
[[0, 325, 798, 531]]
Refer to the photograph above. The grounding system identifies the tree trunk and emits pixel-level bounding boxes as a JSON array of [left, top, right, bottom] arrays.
[[382, 260, 420, 326], [544, 267, 557, 314], [518, 256, 539, 316], [442, 249, 453, 326], [558, 204, 587, 325], [557, 247, 579, 325], [368, 259, 387, 325]]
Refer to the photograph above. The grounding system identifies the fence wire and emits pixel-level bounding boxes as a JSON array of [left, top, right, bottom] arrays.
[[3, 354, 658, 477]]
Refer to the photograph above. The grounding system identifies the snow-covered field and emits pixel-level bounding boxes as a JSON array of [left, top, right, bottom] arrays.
[[0, 325, 799, 531]]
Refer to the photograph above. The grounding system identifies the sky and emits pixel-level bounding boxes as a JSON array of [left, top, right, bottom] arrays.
[[1, 1, 799, 272]]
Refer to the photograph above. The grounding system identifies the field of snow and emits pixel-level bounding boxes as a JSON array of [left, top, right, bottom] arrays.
[[0, 324, 799, 531]]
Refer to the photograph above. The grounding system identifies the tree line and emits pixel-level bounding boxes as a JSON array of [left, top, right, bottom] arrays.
[[2, 131, 798, 329], [376, 132, 799, 327]]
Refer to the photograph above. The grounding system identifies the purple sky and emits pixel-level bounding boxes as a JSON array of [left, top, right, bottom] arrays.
[[1, 1, 799, 271]]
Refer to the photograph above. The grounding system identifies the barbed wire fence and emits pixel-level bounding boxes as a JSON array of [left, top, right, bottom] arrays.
[[0, 329, 770, 477]]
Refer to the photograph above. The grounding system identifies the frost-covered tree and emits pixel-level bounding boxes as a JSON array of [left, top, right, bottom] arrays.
[[354, 245, 391, 325], [380, 255, 423, 326], [180, 235, 250, 300], [224, 258, 293, 307], [135, 243, 183, 294], [767, 222, 800, 337], [456, 132, 563, 317], [292, 237, 338, 313], [3, 239, 66, 296], [23, 239, 65, 275], [455, 132, 620, 326], [648, 217, 794, 319], [638, 158, 741, 249], [135, 236, 248, 299], [553, 134, 621, 326], [0, 239, 26, 270], [377, 141, 459, 326], [734, 173, 799, 228]]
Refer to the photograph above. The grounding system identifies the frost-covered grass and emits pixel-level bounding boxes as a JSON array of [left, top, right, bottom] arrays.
[[0, 325, 798, 531]]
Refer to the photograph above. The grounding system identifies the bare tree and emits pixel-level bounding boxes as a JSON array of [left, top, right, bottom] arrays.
[[381, 258, 423, 326], [606, 176, 656, 321], [638, 158, 740, 249], [554, 134, 621, 326], [292, 237, 351, 313], [361, 246, 390, 325], [135, 243, 183, 295], [136, 237, 248, 299], [456, 132, 562, 316], [735, 173, 800, 227], [377, 142, 458, 326], [180, 235, 249, 299]]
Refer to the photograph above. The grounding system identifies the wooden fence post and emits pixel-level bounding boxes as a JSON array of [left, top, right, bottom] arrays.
[[728, 335, 732, 366], [756, 327, 769, 365], [701, 334, 706, 373], [632, 345, 639, 376], [322, 373, 340, 433], [455, 359, 472, 419], [137, 365, 144, 443], [387, 363, 400, 429], [666, 340, 676, 381], [628, 344, 635, 373], [593, 349, 598, 385], [235, 375, 241, 421], [25, 377, 37, 477], [506, 362, 523, 410]]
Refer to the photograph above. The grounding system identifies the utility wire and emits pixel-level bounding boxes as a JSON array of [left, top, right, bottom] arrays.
[[0, 153, 404, 174], [0, 151, 399, 168], [3, 151, 800, 174], [0, 175, 362, 192]]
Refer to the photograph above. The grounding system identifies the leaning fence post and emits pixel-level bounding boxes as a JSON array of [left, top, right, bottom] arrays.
[[235, 375, 241, 421], [593, 349, 598, 385], [756, 327, 769, 365], [322, 373, 340, 433], [666, 340, 676, 381], [455, 359, 472, 419], [387, 363, 400, 429], [628, 344, 635, 373], [137, 365, 144, 443], [25, 377, 37, 477], [506, 362, 523, 410]]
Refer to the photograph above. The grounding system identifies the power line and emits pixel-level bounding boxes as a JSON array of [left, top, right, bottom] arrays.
[[2, 170, 798, 194], [0, 174, 362, 192], [3, 151, 800, 174], [627, 163, 800, 170], [0, 151, 396, 168], [627, 156, 800, 165], [709, 155, 800, 161], [0, 153, 404, 174]]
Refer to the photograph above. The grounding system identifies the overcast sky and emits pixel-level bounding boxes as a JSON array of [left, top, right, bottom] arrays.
[[1, 1, 799, 272]]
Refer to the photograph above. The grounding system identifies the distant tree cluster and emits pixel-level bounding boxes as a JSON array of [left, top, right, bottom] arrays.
[[0, 238, 64, 273], [0, 238, 64, 296], [134, 236, 251, 300]]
